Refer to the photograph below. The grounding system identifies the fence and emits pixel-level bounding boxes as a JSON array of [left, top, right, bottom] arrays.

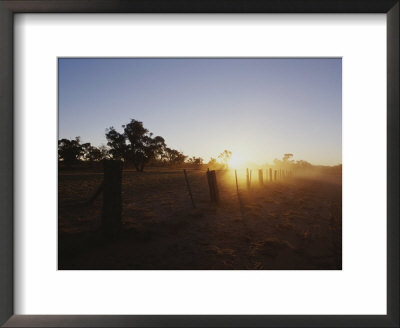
[[61, 161, 295, 234]]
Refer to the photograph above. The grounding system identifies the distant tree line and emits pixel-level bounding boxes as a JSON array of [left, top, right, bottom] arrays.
[[58, 119, 232, 172], [272, 153, 309, 170], [59, 119, 339, 173], [270, 153, 341, 175], [58, 137, 109, 164]]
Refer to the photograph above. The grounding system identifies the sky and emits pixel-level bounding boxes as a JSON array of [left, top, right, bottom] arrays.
[[58, 58, 342, 166]]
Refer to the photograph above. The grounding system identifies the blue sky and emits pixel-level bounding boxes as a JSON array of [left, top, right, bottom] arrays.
[[58, 58, 341, 165]]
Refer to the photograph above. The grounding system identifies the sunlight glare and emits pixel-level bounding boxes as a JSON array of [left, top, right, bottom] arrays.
[[228, 153, 245, 168]]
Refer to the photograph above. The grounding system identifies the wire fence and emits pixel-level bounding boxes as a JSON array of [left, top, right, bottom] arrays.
[[58, 162, 297, 233]]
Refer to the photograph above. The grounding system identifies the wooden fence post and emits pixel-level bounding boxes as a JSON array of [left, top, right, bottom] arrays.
[[235, 169, 239, 194], [269, 168, 273, 182], [258, 169, 263, 185], [274, 170, 277, 181], [102, 160, 123, 236], [246, 168, 250, 189], [207, 170, 219, 203], [183, 169, 195, 208]]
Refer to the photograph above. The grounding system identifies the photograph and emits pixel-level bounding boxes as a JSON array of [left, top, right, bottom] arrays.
[[58, 58, 342, 270]]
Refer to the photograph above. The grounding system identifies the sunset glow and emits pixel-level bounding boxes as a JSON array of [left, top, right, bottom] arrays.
[[59, 58, 342, 166], [228, 153, 245, 168], [58, 58, 343, 271]]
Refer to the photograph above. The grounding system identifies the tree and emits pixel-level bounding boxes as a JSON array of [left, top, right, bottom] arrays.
[[59, 137, 109, 165], [283, 153, 294, 163], [207, 157, 218, 168], [187, 156, 203, 168], [81, 143, 104, 162], [58, 137, 84, 165], [295, 160, 312, 170], [274, 153, 295, 169], [164, 147, 187, 166], [105, 127, 129, 161], [106, 119, 166, 172], [98, 144, 111, 160], [218, 150, 232, 169]]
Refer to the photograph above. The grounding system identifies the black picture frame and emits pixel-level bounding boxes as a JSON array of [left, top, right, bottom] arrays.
[[0, 1, 398, 327]]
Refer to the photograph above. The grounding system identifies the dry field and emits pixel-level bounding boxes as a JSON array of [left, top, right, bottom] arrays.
[[58, 167, 342, 270]]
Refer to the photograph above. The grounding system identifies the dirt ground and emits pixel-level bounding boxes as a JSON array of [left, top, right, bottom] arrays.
[[58, 167, 342, 270]]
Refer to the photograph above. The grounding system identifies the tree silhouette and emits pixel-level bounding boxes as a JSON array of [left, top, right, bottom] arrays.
[[187, 156, 203, 168], [218, 150, 232, 169], [82, 143, 104, 162], [273, 153, 295, 170], [58, 137, 84, 165], [106, 119, 166, 172], [105, 127, 129, 161], [59, 137, 108, 165], [207, 157, 218, 168], [283, 153, 294, 162], [164, 147, 187, 166], [295, 160, 312, 170], [98, 144, 111, 160]]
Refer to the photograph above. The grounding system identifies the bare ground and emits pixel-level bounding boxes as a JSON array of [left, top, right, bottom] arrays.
[[58, 168, 342, 270]]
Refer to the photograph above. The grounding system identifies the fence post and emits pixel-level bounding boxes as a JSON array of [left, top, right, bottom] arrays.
[[183, 169, 195, 208], [258, 169, 263, 185], [246, 168, 250, 189], [102, 160, 123, 236], [274, 170, 277, 181], [207, 170, 219, 203], [235, 169, 239, 194], [269, 168, 273, 182]]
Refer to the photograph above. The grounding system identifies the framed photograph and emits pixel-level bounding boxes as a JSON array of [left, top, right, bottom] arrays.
[[0, 1, 398, 327], [57, 57, 343, 271]]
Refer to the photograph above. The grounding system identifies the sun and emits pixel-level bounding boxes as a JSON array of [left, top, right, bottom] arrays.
[[228, 153, 245, 168]]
